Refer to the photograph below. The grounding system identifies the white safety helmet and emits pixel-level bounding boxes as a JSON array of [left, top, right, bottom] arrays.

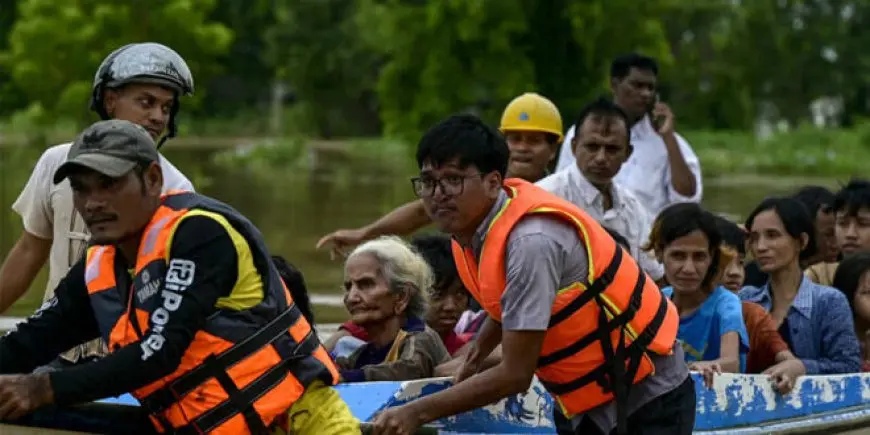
[[90, 43, 194, 147]]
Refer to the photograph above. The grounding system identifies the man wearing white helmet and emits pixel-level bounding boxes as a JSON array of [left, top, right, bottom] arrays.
[[0, 43, 196, 366]]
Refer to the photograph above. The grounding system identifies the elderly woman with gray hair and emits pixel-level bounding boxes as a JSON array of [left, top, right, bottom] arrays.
[[334, 236, 451, 382]]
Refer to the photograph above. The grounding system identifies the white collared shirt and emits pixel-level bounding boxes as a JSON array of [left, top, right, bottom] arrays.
[[12, 142, 195, 301], [535, 164, 664, 280], [555, 115, 702, 214]]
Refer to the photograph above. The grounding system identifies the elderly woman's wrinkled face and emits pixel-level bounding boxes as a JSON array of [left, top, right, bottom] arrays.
[[343, 253, 408, 326]]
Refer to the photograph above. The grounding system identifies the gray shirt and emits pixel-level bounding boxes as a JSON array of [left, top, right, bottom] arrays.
[[467, 190, 689, 433]]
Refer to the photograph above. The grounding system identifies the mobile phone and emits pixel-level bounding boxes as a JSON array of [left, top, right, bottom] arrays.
[[649, 93, 665, 130]]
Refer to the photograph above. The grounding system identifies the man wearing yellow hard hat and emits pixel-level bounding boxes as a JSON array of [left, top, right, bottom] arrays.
[[315, 92, 564, 258], [499, 92, 563, 182]]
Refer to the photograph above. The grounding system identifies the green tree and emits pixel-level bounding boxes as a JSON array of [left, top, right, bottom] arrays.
[[1, 0, 233, 128], [357, 0, 674, 140], [201, 0, 276, 121], [554, 0, 673, 126], [725, 0, 870, 126], [659, 2, 755, 130], [357, 0, 535, 140], [267, 0, 383, 138], [0, 0, 26, 117]]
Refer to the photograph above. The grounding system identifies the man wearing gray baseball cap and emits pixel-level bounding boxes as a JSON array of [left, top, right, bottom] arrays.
[[53, 120, 161, 185], [0, 43, 196, 369], [0, 121, 357, 434]]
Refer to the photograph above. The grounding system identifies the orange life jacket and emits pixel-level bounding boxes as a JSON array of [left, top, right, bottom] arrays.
[[451, 179, 678, 421], [84, 192, 339, 435]]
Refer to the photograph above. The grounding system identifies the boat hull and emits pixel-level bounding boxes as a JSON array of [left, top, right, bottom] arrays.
[[331, 372, 870, 433], [6, 372, 870, 433]]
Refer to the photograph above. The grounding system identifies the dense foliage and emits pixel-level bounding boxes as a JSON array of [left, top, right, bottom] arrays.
[[1, 0, 869, 141]]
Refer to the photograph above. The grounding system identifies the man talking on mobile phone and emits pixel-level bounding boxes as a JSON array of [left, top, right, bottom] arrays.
[[556, 53, 702, 215]]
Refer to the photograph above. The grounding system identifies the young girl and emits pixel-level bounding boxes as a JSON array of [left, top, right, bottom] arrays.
[[647, 203, 749, 377], [831, 252, 870, 371], [740, 197, 861, 375]]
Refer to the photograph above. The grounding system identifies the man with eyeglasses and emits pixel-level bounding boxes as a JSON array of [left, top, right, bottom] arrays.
[[411, 174, 478, 202], [316, 93, 563, 258], [369, 114, 692, 435]]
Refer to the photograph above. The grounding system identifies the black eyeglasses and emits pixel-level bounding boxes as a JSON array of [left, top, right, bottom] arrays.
[[411, 174, 482, 198]]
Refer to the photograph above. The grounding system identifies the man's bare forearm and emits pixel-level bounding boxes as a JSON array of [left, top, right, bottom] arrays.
[[468, 317, 502, 362], [411, 362, 530, 425], [364, 199, 431, 238], [408, 329, 544, 426], [0, 232, 51, 313], [662, 133, 697, 197], [435, 344, 502, 377]]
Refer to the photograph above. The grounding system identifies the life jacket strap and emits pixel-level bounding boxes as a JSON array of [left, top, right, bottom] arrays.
[[547, 247, 624, 329], [539, 263, 670, 435], [142, 305, 320, 434], [539, 249, 635, 367], [176, 333, 316, 435]]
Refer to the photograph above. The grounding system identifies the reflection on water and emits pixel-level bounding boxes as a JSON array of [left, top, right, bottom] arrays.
[[0, 144, 834, 317]]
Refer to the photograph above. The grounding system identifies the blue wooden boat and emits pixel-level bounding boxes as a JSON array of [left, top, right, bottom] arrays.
[[5, 372, 870, 433], [328, 373, 870, 434]]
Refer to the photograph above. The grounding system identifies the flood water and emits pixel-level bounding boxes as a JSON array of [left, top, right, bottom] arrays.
[[0, 143, 838, 320], [0, 143, 862, 434]]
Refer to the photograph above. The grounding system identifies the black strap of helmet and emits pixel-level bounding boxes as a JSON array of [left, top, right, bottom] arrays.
[[156, 99, 180, 149]]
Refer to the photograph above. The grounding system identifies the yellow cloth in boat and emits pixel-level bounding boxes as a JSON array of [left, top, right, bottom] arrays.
[[272, 380, 360, 435]]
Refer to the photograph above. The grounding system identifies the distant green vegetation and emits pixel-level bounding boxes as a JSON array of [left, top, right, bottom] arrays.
[[208, 124, 870, 180], [3, 0, 870, 141], [3, 116, 869, 180], [687, 124, 870, 178]]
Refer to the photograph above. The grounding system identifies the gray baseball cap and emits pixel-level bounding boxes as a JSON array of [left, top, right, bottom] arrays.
[[53, 120, 159, 184]]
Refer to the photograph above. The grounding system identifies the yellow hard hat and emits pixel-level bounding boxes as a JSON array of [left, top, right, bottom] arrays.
[[499, 92, 564, 142]]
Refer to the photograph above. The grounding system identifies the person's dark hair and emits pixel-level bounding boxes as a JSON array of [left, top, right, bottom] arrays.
[[832, 252, 870, 313], [745, 197, 816, 261], [792, 185, 835, 215], [410, 233, 465, 298], [832, 178, 870, 217], [604, 227, 631, 252], [572, 97, 631, 144], [271, 255, 315, 325], [715, 215, 746, 256], [610, 53, 659, 80], [646, 203, 723, 288], [415, 114, 510, 178]]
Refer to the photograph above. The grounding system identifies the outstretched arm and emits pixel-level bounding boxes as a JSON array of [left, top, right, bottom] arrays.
[[0, 232, 51, 314], [316, 199, 431, 257]]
